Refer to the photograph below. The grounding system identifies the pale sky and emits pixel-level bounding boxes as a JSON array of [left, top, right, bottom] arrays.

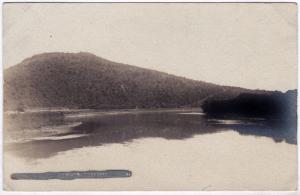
[[3, 3, 297, 91]]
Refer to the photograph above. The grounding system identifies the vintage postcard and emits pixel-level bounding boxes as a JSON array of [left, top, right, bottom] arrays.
[[3, 2, 298, 191]]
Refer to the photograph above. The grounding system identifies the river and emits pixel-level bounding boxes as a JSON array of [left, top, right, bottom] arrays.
[[3, 109, 298, 191]]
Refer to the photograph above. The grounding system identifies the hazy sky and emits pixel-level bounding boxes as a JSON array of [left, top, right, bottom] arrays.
[[3, 3, 297, 91]]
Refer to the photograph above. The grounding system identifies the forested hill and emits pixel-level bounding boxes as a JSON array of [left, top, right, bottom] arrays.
[[4, 52, 265, 110]]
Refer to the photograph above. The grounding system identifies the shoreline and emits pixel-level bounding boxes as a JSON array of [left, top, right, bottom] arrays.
[[4, 107, 201, 115]]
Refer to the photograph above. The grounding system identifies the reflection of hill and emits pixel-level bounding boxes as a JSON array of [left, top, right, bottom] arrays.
[[202, 90, 297, 119], [5, 111, 297, 160], [206, 118, 297, 145]]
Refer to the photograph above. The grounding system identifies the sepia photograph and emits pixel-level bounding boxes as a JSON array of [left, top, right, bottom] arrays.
[[2, 2, 298, 191]]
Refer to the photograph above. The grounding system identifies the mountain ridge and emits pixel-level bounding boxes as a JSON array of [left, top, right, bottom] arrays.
[[7, 52, 224, 85], [4, 52, 268, 110]]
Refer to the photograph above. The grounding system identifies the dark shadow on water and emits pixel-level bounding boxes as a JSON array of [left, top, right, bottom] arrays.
[[205, 117, 297, 145], [5, 111, 297, 159]]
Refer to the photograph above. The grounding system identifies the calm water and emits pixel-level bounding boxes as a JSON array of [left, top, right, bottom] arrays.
[[4, 109, 297, 160]]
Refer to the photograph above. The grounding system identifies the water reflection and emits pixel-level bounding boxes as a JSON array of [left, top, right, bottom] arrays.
[[207, 118, 297, 145], [5, 111, 297, 159]]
